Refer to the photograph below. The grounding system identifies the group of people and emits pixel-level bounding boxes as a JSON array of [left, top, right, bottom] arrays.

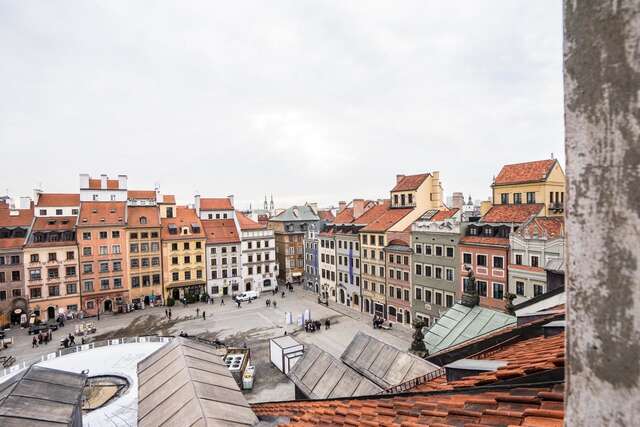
[[304, 318, 331, 333], [32, 330, 52, 348], [195, 308, 207, 320], [265, 299, 277, 309], [164, 308, 173, 319], [61, 333, 82, 348]]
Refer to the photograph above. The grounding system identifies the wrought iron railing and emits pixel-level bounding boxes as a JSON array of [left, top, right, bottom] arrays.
[[381, 367, 447, 394]]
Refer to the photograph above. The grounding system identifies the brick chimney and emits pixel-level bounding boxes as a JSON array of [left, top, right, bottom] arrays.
[[338, 201, 347, 211], [353, 199, 366, 218], [396, 174, 405, 184], [100, 174, 108, 189]]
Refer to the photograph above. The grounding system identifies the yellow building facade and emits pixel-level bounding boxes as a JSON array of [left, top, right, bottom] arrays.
[[491, 159, 566, 217]]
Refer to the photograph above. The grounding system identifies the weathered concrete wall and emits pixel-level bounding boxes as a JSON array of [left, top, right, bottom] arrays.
[[564, 0, 640, 425]]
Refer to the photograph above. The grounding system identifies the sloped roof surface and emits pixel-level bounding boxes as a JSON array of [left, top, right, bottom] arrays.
[[392, 173, 430, 191], [137, 338, 257, 427], [236, 211, 265, 230], [78, 202, 126, 226], [494, 159, 557, 185], [161, 206, 205, 240], [0, 365, 86, 426], [360, 206, 413, 232], [127, 206, 161, 228], [459, 236, 510, 247], [431, 208, 460, 221], [352, 201, 390, 225], [423, 304, 516, 355], [0, 204, 33, 227], [317, 209, 335, 222], [201, 219, 241, 244], [340, 332, 440, 389], [333, 207, 354, 224], [269, 205, 319, 222], [127, 190, 156, 200], [515, 216, 565, 239], [289, 344, 382, 399], [252, 385, 564, 427], [481, 204, 544, 223], [200, 197, 234, 211], [36, 193, 80, 207]]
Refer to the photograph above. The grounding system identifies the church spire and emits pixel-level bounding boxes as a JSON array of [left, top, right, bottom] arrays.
[[270, 194, 274, 211], [264, 195, 268, 210]]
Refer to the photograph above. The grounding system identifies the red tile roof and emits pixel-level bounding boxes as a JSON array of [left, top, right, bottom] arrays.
[[494, 159, 557, 185], [160, 195, 176, 204], [334, 207, 354, 224], [353, 201, 390, 225], [200, 197, 233, 211], [252, 385, 564, 426], [516, 216, 565, 239], [0, 204, 34, 227], [201, 219, 240, 244], [481, 204, 544, 223], [161, 206, 204, 240], [459, 236, 510, 247], [431, 208, 460, 221], [392, 173, 430, 192], [317, 209, 335, 222], [78, 202, 126, 227], [127, 206, 160, 228], [127, 190, 156, 200], [361, 205, 413, 233], [31, 216, 77, 231], [415, 332, 565, 393], [236, 211, 265, 230], [88, 178, 120, 190], [36, 193, 80, 207], [0, 238, 26, 250], [387, 239, 409, 247]]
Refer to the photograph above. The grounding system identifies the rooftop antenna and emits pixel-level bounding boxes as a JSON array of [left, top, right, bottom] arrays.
[[551, 152, 555, 159]]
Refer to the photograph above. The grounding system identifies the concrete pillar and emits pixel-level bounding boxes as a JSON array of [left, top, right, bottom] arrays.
[[564, 0, 640, 425]]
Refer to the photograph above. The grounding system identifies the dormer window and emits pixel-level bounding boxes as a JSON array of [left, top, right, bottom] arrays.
[[469, 227, 478, 236], [483, 227, 493, 236], [401, 194, 406, 206], [140, 216, 147, 225], [182, 227, 189, 235], [393, 194, 399, 205], [408, 194, 413, 205]]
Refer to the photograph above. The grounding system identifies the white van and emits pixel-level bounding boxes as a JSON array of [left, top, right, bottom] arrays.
[[234, 291, 258, 302]]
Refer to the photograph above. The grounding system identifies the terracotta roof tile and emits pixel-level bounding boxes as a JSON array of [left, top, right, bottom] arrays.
[[334, 207, 355, 224], [494, 159, 557, 185], [430, 208, 459, 221], [318, 209, 335, 222], [0, 238, 26, 250], [201, 219, 240, 244], [252, 386, 562, 426], [160, 206, 204, 240], [127, 190, 156, 200], [361, 206, 413, 232], [161, 195, 176, 204], [353, 202, 390, 225], [31, 216, 77, 231], [127, 206, 160, 228], [78, 202, 126, 226], [0, 204, 34, 227], [236, 211, 265, 230], [515, 217, 565, 239], [481, 204, 544, 223], [36, 193, 80, 207], [392, 173, 430, 191], [509, 264, 545, 273], [200, 197, 233, 211]]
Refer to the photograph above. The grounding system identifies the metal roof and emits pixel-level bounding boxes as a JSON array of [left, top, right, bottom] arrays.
[[340, 332, 440, 389], [289, 344, 382, 399], [137, 338, 257, 426], [0, 365, 86, 426], [268, 205, 320, 222], [423, 304, 516, 355]]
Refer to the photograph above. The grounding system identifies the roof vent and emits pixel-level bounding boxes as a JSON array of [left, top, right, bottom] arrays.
[[92, 209, 98, 214], [82, 218, 88, 223], [444, 359, 508, 382], [100, 218, 105, 222], [48, 220, 56, 225]]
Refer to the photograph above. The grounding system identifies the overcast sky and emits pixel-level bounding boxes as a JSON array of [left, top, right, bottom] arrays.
[[0, 1, 564, 209]]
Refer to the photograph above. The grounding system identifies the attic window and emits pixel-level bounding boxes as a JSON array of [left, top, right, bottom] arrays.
[[168, 224, 177, 235], [48, 220, 56, 225], [139, 216, 147, 225], [182, 227, 189, 235], [92, 209, 98, 214], [61, 220, 69, 225], [109, 208, 116, 213], [100, 218, 105, 222], [82, 218, 88, 223]]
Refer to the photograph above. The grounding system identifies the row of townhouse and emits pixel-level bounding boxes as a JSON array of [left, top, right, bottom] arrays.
[[302, 158, 567, 328], [0, 174, 276, 326]]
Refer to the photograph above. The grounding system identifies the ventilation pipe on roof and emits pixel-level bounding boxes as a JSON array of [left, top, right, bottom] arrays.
[[194, 194, 201, 215], [79, 174, 89, 189]]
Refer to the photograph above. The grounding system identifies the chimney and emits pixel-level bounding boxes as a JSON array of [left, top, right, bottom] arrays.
[[338, 201, 347, 211], [79, 174, 89, 189], [100, 174, 108, 189], [154, 184, 161, 203], [117, 174, 128, 190], [396, 174, 405, 184], [194, 194, 201, 215], [353, 199, 366, 218], [228, 194, 235, 208]]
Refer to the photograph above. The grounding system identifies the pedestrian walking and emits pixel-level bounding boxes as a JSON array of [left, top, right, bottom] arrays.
[[273, 300, 277, 309], [69, 334, 75, 346], [281, 291, 285, 298], [38, 332, 43, 345], [165, 309, 168, 318], [32, 336, 38, 348], [196, 308, 200, 318], [221, 298, 224, 306], [169, 309, 172, 319], [203, 311, 206, 320], [237, 300, 241, 309], [325, 319, 330, 330]]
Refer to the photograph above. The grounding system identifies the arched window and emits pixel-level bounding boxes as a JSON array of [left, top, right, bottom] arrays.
[[140, 216, 147, 225]]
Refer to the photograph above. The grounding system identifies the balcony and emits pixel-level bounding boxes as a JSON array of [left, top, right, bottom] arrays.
[[549, 202, 565, 212]]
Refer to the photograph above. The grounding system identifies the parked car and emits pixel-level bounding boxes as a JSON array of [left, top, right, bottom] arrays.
[[46, 319, 59, 331], [234, 291, 258, 302]]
